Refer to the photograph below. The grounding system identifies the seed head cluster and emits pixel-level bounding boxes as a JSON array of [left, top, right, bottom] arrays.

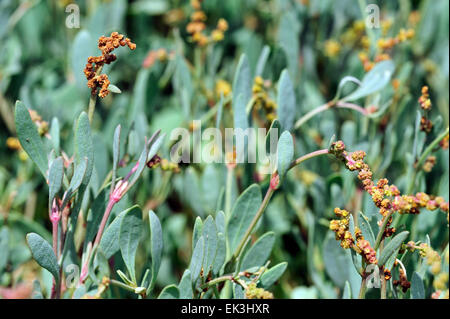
[[84, 32, 136, 98], [186, 0, 228, 46], [329, 140, 449, 253], [252, 76, 277, 123], [329, 207, 378, 264]]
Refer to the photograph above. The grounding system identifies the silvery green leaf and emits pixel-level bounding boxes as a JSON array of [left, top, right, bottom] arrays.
[[192, 216, 203, 251], [255, 45, 271, 77], [411, 272, 425, 299], [213, 232, 226, 276], [178, 270, 193, 299], [147, 133, 165, 161], [232, 54, 252, 110], [107, 84, 122, 94], [342, 281, 351, 299], [342, 60, 395, 102], [119, 206, 143, 283], [359, 212, 376, 248], [50, 117, 60, 154], [378, 231, 409, 267], [277, 70, 296, 131], [14, 101, 48, 177], [260, 262, 287, 289], [158, 284, 179, 299], [227, 184, 262, 255], [277, 131, 294, 182], [148, 210, 163, 293], [334, 76, 361, 101], [74, 112, 94, 188], [26, 233, 60, 283], [215, 211, 225, 235], [202, 216, 218, 275], [0, 227, 9, 273], [99, 208, 126, 259], [241, 232, 275, 270], [48, 157, 64, 205], [189, 236, 205, 283], [266, 119, 280, 155]]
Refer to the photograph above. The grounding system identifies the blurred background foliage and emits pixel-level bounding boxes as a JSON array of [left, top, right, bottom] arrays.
[[0, 0, 448, 298]]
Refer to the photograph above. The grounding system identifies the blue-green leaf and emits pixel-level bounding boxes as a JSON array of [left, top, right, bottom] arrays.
[[26, 233, 59, 283], [255, 45, 270, 77], [158, 285, 179, 299], [119, 206, 143, 283], [378, 231, 409, 267], [213, 232, 226, 276], [48, 157, 64, 205], [14, 101, 48, 177], [227, 184, 262, 255], [260, 262, 287, 289], [148, 210, 163, 292], [359, 212, 376, 248], [189, 236, 205, 283], [411, 272, 425, 299], [277, 131, 294, 182], [277, 70, 296, 131], [202, 216, 218, 275], [99, 209, 127, 259], [232, 54, 252, 109], [241, 232, 275, 270], [74, 112, 94, 188], [178, 270, 193, 299], [342, 60, 395, 102]]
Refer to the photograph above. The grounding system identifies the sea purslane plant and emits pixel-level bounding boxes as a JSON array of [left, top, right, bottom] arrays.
[[0, 0, 448, 301]]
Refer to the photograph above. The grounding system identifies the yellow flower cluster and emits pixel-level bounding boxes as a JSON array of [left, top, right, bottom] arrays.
[[329, 208, 378, 264], [147, 155, 180, 173], [215, 79, 232, 98], [252, 76, 277, 123], [324, 40, 341, 58], [6, 137, 28, 161], [418, 86, 434, 133], [186, 0, 228, 46], [422, 244, 448, 297], [355, 20, 415, 72], [244, 282, 274, 299], [377, 28, 415, 50]]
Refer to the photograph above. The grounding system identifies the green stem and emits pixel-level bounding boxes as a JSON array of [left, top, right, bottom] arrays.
[[233, 186, 274, 259], [110, 279, 136, 293], [87, 66, 103, 124], [93, 200, 116, 247], [374, 210, 394, 251], [380, 241, 387, 299], [233, 149, 330, 259], [294, 100, 367, 130], [87, 94, 97, 124], [224, 167, 233, 218], [294, 102, 333, 130], [407, 127, 449, 194], [201, 275, 233, 289], [395, 127, 449, 228], [358, 277, 367, 299]]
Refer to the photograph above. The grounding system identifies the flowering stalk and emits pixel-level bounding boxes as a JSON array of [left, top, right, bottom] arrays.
[[407, 127, 449, 194], [294, 100, 368, 130], [87, 66, 102, 124], [49, 199, 61, 298], [79, 160, 140, 283]]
